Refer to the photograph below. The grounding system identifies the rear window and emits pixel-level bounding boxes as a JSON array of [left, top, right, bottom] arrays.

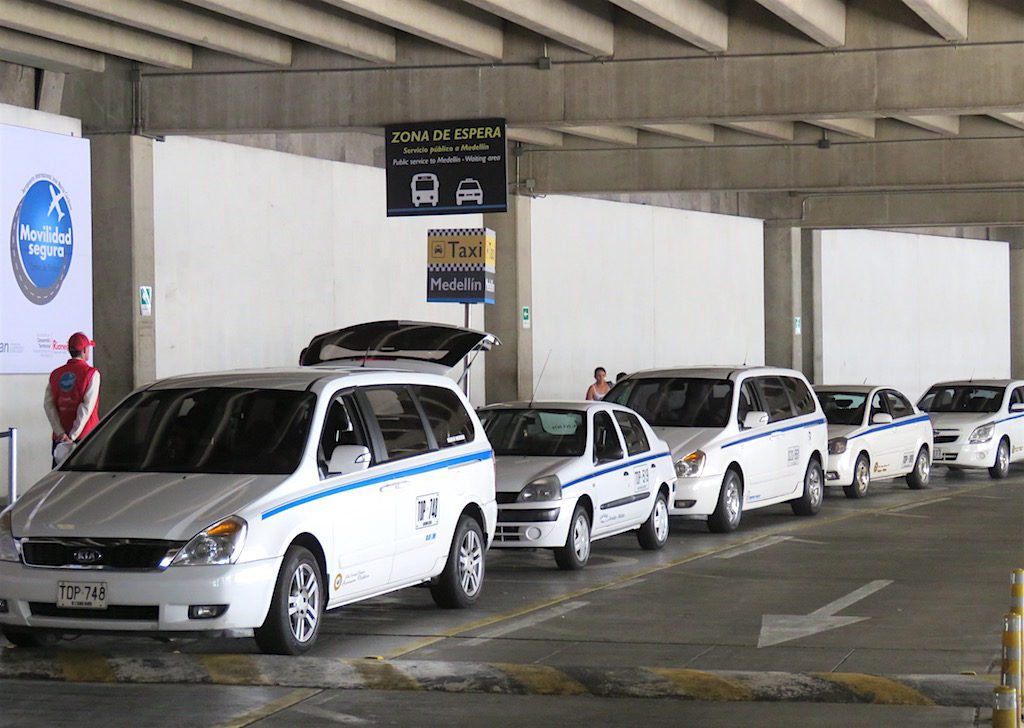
[[753, 377, 796, 422], [607, 378, 733, 428], [613, 411, 650, 456], [413, 385, 475, 448], [64, 387, 315, 475], [363, 386, 432, 461], [783, 377, 817, 416]]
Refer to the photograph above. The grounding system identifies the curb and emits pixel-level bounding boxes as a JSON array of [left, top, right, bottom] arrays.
[[0, 651, 995, 706]]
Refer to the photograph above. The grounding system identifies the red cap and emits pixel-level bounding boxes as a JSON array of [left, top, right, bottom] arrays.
[[68, 332, 95, 352]]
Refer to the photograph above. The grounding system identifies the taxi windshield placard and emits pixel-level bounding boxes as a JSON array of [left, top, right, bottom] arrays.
[[386, 118, 507, 217]]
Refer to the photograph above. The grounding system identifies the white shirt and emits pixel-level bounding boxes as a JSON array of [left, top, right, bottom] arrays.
[[43, 370, 101, 441]]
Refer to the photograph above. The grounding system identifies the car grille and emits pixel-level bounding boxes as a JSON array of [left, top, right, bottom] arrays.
[[21, 539, 182, 570], [29, 602, 159, 621], [494, 525, 522, 542], [934, 435, 959, 444]]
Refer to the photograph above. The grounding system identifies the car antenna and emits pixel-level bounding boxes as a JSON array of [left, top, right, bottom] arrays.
[[530, 350, 553, 408], [742, 348, 748, 367]]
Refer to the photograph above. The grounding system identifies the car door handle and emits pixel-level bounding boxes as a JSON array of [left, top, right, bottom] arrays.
[[379, 480, 407, 492]]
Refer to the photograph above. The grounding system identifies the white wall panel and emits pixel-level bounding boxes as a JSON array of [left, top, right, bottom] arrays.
[[152, 137, 486, 401], [819, 229, 1009, 401], [530, 195, 765, 400]]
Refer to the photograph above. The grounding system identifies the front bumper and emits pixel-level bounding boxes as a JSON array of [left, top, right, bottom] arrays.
[[932, 440, 996, 468], [0, 556, 281, 633], [825, 450, 856, 486], [669, 473, 722, 516], [492, 499, 571, 548]]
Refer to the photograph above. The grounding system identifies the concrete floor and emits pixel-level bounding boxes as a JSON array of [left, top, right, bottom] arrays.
[[3, 466, 1022, 726]]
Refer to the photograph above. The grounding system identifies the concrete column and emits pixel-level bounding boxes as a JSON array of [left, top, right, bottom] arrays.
[[89, 134, 156, 412], [483, 194, 533, 403], [763, 224, 802, 371], [1003, 228, 1024, 379], [800, 228, 823, 383]]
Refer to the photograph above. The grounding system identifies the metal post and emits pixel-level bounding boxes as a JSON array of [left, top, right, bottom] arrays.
[[463, 303, 471, 398], [1, 428, 16, 505]]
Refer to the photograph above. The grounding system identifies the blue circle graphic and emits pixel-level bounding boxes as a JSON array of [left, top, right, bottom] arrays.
[[10, 177, 74, 305], [59, 372, 76, 391]]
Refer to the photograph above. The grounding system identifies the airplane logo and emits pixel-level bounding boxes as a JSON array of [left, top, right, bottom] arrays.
[[47, 184, 66, 221]]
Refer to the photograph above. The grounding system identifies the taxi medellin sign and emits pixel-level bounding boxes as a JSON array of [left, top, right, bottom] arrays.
[[427, 228, 496, 304], [386, 118, 507, 217]]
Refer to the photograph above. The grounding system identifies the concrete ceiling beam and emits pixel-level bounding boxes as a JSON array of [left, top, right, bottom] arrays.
[[807, 117, 877, 139], [462, 0, 613, 57], [323, 0, 502, 61], [0, 27, 104, 72], [0, 0, 191, 69], [753, 0, 846, 48], [139, 43, 1024, 133], [48, 0, 291, 66], [608, 0, 728, 52], [508, 127, 564, 147], [719, 120, 795, 140], [902, 0, 969, 41], [555, 125, 639, 145], [991, 112, 1024, 130], [638, 123, 715, 143], [525, 136, 1024, 193], [182, 0, 395, 64], [893, 114, 961, 134]]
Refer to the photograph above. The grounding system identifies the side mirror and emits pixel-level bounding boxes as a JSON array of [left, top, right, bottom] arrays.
[[871, 413, 894, 425], [328, 445, 371, 476], [1011, 403, 1024, 413], [743, 411, 769, 430]]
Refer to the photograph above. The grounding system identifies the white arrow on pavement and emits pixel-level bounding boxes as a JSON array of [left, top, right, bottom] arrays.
[[757, 580, 893, 648]]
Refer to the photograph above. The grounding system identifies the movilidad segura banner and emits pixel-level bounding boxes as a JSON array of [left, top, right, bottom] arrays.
[[0, 123, 92, 374]]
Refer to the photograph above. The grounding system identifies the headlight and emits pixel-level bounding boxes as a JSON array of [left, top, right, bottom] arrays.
[[170, 516, 247, 567], [517, 476, 561, 502], [0, 508, 19, 563], [969, 423, 995, 444], [828, 437, 848, 455], [675, 451, 705, 478]]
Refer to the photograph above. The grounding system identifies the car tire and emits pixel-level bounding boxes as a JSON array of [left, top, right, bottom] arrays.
[[430, 514, 485, 608], [906, 446, 931, 489], [990, 438, 1011, 479], [254, 545, 324, 655], [554, 504, 591, 570], [637, 489, 670, 550], [707, 469, 743, 533], [843, 453, 871, 499], [791, 459, 824, 516], [1, 626, 54, 648]]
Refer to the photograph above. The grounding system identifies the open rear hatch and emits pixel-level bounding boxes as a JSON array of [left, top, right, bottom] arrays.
[[300, 320, 500, 375]]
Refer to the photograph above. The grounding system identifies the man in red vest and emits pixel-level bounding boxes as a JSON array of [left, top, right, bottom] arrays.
[[44, 332, 101, 467]]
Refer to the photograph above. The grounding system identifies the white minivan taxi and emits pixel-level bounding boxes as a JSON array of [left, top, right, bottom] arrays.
[[606, 367, 828, 533], [815, 385, 932, 497], [0, 321, 498, 654], [919, 379, 1024, 479], [477, 401, 675, 570]]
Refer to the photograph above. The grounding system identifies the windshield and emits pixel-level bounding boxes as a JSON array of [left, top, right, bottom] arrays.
[[479, 409, 586, 457], [919, 385, 1004, 413], [415, 178, 435, 190], [607, 378, 733, 428], [64, 387, 316, 474], [818, 392, 867, 426]]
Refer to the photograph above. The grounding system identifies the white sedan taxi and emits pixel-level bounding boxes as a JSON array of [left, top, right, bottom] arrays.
[[0, 321, 498, 655], [919, 379, 1024, 479], [607, 367, 828, 533], [815, 385, 932, 497], [477, 402, 675, 570]]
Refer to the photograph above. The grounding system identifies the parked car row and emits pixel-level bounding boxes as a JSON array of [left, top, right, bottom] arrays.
[[0, 321, 1019, 656]]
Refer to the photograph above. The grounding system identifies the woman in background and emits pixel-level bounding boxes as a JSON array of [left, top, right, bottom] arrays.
[[585, 367, 610, 401]]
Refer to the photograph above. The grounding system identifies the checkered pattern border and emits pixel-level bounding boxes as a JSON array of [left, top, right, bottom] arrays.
[[427, 228, 491, 236]]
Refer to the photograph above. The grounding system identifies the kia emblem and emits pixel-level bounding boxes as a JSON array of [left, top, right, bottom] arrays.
[[73, 548, 102, 564]]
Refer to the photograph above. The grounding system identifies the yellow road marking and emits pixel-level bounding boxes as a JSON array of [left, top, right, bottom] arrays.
[[649, 667, 753, 701], [354, 660, 422, 691], [494, 662, 589, 696], [384, 486, 981, 659], [214, 688, 321, 728], [812, 672, 935, 705], [200, 654, 268, 686], [57, 652, 116, 683]]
